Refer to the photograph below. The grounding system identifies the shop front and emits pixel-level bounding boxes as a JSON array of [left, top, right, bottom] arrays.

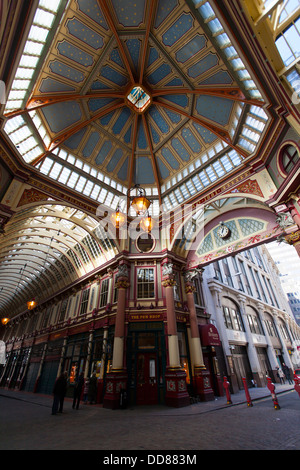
[[199, 323, 224, 396], [127, 320, 166, 406]]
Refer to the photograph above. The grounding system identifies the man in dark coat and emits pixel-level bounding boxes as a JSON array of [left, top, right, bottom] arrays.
[[52, 372, 68, 415], [72, 372, 84, 410], [282, 363, 293, 384]]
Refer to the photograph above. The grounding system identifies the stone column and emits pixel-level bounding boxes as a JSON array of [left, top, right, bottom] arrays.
[[162, 261, 190, 407], [103, 263, 129, 409], [33, 343, 47, 392], [237, 294, 264, 386], [84, 329, 94, 378], [184, 270, 214, 401], [57, 336, 68, 377], [97, 325, 109, 403], [208, 280, 239, 393], [272, 310, 294, 370], [256, 303, 279, 376]]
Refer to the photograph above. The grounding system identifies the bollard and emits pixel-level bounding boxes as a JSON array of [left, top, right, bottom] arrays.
[[223, 376, 232, 404], [267, 377, 280, 409], [242, 377, 253, 407], [294, 376, 300, 398]]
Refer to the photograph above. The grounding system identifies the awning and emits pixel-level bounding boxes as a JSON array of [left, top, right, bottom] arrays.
[[199, 324, 221, 347]]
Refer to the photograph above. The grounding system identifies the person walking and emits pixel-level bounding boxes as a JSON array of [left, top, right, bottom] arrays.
[[88, 372, 97, 404], [72, 371, 84, 410], [83, 377, 89, 404], [52, 372, 68, 415], [276, 366, 285, 384], [282, 363, 293, 384]]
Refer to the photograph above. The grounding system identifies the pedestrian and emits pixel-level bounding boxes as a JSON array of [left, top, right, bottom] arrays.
[[52, 372, 68, 415], [282, 363, 293, 384], [276, 366, 285, 384], [88, 372, 97, 404], [72, 371, 84, 410], [83, 377, 89, 404]]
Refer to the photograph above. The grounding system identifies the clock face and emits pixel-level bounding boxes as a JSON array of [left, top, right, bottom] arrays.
[[217, 225, 230, 239]]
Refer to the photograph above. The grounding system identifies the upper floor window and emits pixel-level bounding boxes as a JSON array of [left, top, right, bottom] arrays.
[[79, 288, 90, 315], [247, 311, 264, 335], [99, 279, 109, 308], [223, 305, 244, 331], [280, 144, 299, 173], [137, 268, 155, 298]]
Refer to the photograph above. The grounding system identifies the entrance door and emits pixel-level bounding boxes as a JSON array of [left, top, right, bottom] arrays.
[[136, 352, 158, 405]]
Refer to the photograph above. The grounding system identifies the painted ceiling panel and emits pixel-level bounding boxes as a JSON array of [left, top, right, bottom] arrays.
[[3, 0, 267, 201]]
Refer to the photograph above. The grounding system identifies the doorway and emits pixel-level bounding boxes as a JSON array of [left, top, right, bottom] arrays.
[[231, 345, 253, 389], [127, 322, 166, 405], [136, 352, 158, 405]]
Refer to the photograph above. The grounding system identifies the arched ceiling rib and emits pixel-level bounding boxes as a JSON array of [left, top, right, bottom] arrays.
[[0, 203, 118, 316]]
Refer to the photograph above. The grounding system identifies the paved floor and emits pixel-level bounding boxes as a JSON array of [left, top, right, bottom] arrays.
[[0, 382, 299, 454]]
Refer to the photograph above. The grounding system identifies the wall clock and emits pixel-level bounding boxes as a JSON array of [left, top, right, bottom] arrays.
[[217, 224, 231, 239]]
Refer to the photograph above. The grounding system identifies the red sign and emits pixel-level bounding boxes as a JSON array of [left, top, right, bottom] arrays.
[[199, 324, 221, 347]]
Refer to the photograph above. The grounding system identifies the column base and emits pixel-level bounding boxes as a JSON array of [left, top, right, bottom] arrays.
[[165, 368, 190, 407], [103, 370, 127, 409], [193, 366, 214, 401]]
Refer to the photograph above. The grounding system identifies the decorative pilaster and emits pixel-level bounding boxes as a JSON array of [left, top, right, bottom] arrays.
[[208, 280, 239, 393], [162, 261, 190, 407], [103, 263, 129, 409], [272, 309, 294, 370], [184, 270, 214, 401]]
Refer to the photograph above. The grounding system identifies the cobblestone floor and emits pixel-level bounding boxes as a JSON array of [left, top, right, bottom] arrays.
[[0, 384, 299, 454]]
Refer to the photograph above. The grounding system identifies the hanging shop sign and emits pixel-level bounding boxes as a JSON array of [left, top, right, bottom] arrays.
[[199, 324, 221, 347]]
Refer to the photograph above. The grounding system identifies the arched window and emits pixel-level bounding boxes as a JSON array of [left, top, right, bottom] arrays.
[[280, 144, 299, 173], [222, 297, 245, 332]]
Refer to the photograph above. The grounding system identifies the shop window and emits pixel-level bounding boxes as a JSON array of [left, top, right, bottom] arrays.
[[279, 144, 299, 174], [137, 268, 155, 298]]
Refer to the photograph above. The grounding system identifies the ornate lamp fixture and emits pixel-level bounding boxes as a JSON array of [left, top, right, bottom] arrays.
[[139, 211, 155, 232], [129, 184, 151, 216], [110, 204, 126, 229], [1, 317, 10, 326], [27, 298, 37, 310]]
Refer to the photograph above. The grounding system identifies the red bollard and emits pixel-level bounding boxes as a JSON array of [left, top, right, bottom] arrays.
[[223, 376, 232, 404], [267, 377, 280, 409], [242, 377, 253, 407], [294, 375, 300, 398]]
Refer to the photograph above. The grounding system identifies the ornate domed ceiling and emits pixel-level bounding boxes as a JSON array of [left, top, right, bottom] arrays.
[[3, 0, 270, 215]]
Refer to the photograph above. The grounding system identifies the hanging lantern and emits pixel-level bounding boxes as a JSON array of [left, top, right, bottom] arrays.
[[110, 206, 126, 228], [1, 317, 10, 326], [140, 213, 155, 232], [129, 185, 151, 215], [131, 195, 151, 215], [27, 299, 37, 310]]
